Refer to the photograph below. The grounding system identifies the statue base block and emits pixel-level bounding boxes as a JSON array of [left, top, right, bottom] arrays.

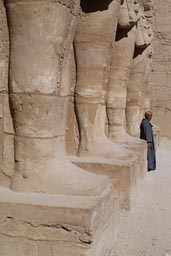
[[126, 144, 147, 179], [0, 186, 118, 256], [69, 157, 138, 210]]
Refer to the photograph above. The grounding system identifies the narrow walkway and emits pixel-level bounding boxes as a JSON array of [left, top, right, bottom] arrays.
[[111, 140, 171, 256]]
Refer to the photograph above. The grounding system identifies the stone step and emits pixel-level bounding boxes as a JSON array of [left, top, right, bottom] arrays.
[[0, 186, 118, 256]]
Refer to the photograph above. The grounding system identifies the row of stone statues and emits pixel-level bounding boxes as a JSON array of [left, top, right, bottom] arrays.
[[0, 0, 154, 255], [0, 0, 153, 193]]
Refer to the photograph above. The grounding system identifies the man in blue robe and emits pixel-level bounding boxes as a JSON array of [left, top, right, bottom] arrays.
[[140, 111, 156, 171]]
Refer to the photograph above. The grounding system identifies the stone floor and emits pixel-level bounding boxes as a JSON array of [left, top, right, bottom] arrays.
[[111, 139, 171, 256]]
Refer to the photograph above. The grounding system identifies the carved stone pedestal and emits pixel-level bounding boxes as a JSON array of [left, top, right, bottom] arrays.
[[126, 143, 147, 179], [69, 157, 138, 211], [0, 185, 118, 256]]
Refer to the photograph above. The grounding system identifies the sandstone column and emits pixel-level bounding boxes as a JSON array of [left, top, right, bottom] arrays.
[[107, 0, 142, 144], [74, 0, 134, 160], [5, 0, 109, 195]]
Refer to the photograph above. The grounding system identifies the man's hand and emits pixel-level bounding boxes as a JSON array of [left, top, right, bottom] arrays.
[[147, 142, 152, 149]]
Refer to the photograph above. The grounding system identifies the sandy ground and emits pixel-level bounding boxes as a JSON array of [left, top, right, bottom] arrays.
[[111, 139, 171, 256]]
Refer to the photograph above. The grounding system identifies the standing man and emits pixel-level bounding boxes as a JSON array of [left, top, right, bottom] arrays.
[[140, 111, 156, 171]]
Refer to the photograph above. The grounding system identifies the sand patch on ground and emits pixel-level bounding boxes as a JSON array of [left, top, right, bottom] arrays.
[[111, 139, 171, 256]]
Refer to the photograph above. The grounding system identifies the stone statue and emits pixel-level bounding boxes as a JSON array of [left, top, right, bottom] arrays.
[[107, 0, 142, 144], [139, 46, 153, 118], [0, 1, 156, 255], [126, 0, 153, 136], [107, 0, 153, 142], [4, 0, 110, 195], [74, 0, 135, 160], [126, 46, 153, 136]]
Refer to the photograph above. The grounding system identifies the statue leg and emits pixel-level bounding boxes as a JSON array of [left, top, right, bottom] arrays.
[[74, 0, 135, 160], [107, 1, 144, 145], [5, 0, 108, 195], [126, 13, 153, 136], [139, 46, 153, 121], [107, 25, 138, 144], [126, 46, 151, 136]]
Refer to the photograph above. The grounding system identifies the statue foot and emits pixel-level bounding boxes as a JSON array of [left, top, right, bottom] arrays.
[[126, 133, 146, 146], [78, 136, 136, 161], [11, 158, 109, 196], [109, 131, 146, 146]]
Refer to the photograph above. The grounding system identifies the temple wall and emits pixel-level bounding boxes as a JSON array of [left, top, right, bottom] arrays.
[[150, 0, 171, 138]]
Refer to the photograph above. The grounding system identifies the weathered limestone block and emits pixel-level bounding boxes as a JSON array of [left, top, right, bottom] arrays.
[[0, 186, 118, 256]]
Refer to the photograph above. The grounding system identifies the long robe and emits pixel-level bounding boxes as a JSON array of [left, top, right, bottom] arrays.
[[140, 118, 156, 171]]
